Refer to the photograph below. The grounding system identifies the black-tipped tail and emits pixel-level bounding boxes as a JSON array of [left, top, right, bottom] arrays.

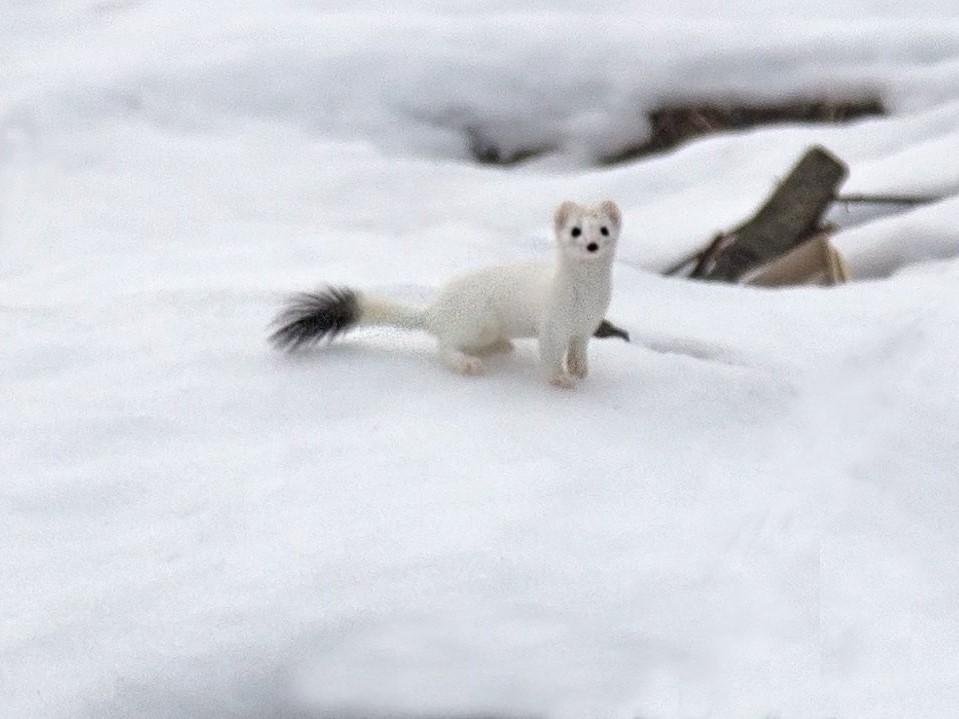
[[269, 286, 360, 352]]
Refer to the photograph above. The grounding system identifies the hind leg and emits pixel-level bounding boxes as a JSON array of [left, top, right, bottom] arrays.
[[438, 344, 486, 376], [431, 309, 501, 376]]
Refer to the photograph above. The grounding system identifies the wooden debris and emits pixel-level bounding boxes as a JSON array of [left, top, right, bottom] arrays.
[[835, 193, 941, 206], [745, 231, 849, 287], [690, 146, 848, 282], [594, 319, 630, 342], [601, 98, 884, 164], [599, 147, 939, 337]]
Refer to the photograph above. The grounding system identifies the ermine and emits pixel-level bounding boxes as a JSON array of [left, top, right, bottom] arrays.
[[269, 200, 622, 388]]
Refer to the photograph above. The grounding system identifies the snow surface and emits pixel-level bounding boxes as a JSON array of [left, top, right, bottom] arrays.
[[3, 2, 959, 718]]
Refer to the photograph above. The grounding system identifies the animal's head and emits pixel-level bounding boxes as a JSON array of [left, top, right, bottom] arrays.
[[553, 200, 622, 262]]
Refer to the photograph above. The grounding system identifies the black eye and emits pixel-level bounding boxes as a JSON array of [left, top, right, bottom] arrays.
[[571, 227, 581, 237], [600, 226, 609, 236]]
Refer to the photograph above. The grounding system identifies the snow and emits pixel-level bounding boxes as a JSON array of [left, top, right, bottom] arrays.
[[3, 2, 959, 718]]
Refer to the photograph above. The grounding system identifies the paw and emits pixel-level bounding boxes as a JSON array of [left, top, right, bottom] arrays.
[[549, 373, 576, 389], [456, 356, 486, 376]]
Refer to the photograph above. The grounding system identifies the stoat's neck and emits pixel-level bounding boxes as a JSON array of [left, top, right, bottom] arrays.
[[554, 251, 614, 288]]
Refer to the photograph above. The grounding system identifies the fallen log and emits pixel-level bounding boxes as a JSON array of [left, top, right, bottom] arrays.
[[690, 145, 848, 281], [600, 146, 852, 338]]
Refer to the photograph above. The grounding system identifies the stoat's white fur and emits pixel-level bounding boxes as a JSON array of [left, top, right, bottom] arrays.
[[273, 200, 621, 388]]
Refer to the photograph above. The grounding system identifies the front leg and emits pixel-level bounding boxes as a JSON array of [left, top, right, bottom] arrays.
[[566, 336, 589, 379], [539, 325, 575, 388]]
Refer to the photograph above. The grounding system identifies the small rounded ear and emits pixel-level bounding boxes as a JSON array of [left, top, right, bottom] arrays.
[[554, 201, 578, 234], [600, 200, 622, 230]]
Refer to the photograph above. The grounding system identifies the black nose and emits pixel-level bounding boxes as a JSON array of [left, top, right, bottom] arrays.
[[587, 242, 599, 253]]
